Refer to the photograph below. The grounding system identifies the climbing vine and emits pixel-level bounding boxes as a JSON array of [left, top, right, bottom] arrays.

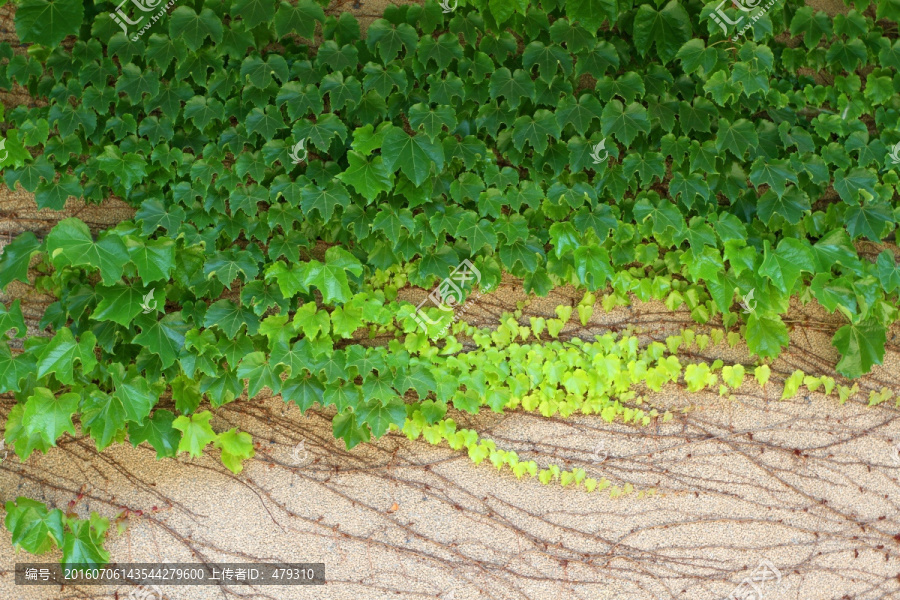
[[1, 0, 899, 566]]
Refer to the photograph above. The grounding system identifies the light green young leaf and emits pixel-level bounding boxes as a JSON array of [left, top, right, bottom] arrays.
[[172, 410, 218, 458], [214, 428, 255, 474]]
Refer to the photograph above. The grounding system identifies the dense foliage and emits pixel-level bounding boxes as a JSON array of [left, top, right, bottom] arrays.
[[1, 0, 899, 565]]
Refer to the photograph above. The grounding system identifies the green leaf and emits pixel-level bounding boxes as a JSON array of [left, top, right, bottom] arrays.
[[601, 100, 650, 147], [36, 328, 97, 384], [323, 382, 361, 412], [320, 72, 362, 110], [499, 238, 545, 272], [22, 388, 80, 446], [231, 0, 276, 28], [632, 1, 692, 64], [201, 370, 244, 407], [457, 213, 498, 252], [336, 151, 392, 202], [4, 497, 65, 554], [146, 34, 188, 69], [271, 339, 312, 377], [749, 158, 799, 198], [623, 152, 666, 186], [203, 300, 259, 338], [274, 0, 324, 39], [300, 182, 352, 220], [332, 410, 370, 450], [512, 110, 561, 154], [557, 94, 603, 131], [304, 246, 364, 305], [282, 375, 325, 411], [573, 245, 613, 290], [277, 82, 323, 120], [237, 351, 283, 398], [380, 127, 444, 187], [62, 516, 110, 569], [126, 237, 175, 283], [129, 409, 181, 458], [0, 300, 26, 338], [790, 7, 831, 49], [80, 390, 127, 451], [168, 7, 223, 51], [522, 41, 572, 82], [676, 39, 718, 74], [877, 0, 900, 20], [5, 156, 54, 192], [245, 105, 286, 139], [4, 403, 49, 458], [825, 38, 867, 71], [489, 68, 535, 109], [566, 0, 616, 30], [203, 249, 259, 288], [293, 113, 348, 153], [833, 319, 886, 378], [745, 313, 789, 359], [488, 0, 526, 24], [34, 174, 81, 211], [395, 363, 437, 398], [0, 130, 34, 169], [14, 0, 83, 46], [172, 410, 217, 458], [759, 239, 815, 294], [19, 119, 50, 146], [633, 196, 685, 237], [91, 284, 148, 326], [183, 96, 226, 130], [669, 171, 709, 208], [716, 118, 758, 158], [115, 64, 160, 102], [95, 146, 147, 192], [408, 103, 457, 140], [757, 186, 810, 226], [833, 168, 878, 206], [214, 428, 255, 474], [367, 19, 417, 63], [113, 367, 158, 424], [357, 397, 406, 438], [845, 201, 893, 241], [876, 250, 900, 293], [809, 273, 856, 314], [133, 312, 190, 369], [0, 232, 41, 290]]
